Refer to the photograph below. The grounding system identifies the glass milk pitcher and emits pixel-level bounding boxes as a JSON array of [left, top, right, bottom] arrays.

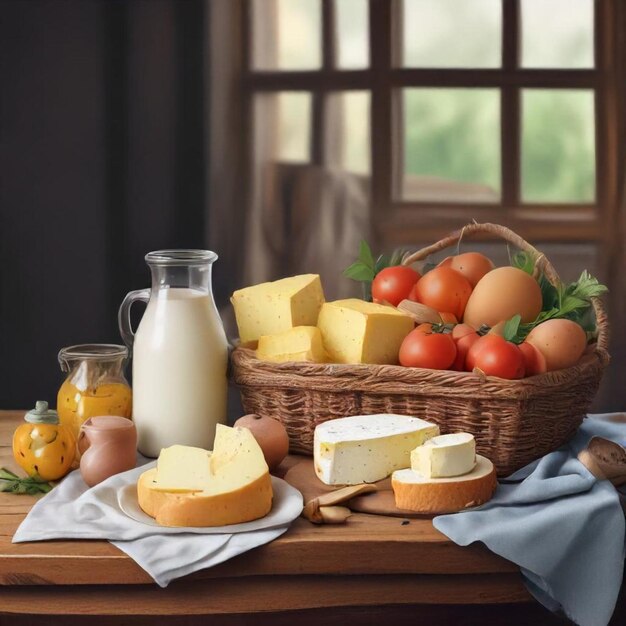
[[118, 250, 228, 457]]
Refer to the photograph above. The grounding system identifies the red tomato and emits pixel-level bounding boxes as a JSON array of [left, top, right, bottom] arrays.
[[439, 252, 495, 288], [399, 328, 457, 370], [466, 335, 525, 379], [407, 282, 419, 302], [411, 267, 472, 320], [452, 323, 477, 341], [372, 266, 421, 307], [519, 342, 547, 376], [451, 327, 479, 371]]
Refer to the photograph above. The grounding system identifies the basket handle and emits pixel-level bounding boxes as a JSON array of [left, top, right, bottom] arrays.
[[401, 222, 609, 357]]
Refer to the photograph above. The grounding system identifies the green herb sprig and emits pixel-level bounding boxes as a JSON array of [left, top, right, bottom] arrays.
[[343, 240, 407, 300], [0, 467, 53, 495], [506, 253, 608, 343]]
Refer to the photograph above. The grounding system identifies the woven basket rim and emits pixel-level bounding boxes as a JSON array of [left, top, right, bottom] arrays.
[[231, 221, 609, 404], [231, 345, 608, 399]]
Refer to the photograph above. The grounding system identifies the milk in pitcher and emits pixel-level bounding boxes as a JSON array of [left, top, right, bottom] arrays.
[[119, 250, 228, 457]]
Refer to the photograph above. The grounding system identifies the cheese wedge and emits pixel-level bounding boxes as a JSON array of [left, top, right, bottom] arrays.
[[392, 455, 497, 514], [231, 274, 325, 343], [152, 445, 211, 493], [314, 414, 440, 485], [411, 433, 476, 478], [137, 425, 273, 527], [257, 326, 327, 363], [317, 299, 414, 364]]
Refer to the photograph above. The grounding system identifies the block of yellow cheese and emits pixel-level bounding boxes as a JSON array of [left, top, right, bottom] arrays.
[[231, 274, 325, 343], [137, 425, 273, 527], [257, 326, 327, 363], [392, 455, 496, 514], [317, 299, 414, 364]]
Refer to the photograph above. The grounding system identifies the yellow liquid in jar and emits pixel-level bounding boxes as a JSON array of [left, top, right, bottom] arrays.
[[57, 381, 133, 438]]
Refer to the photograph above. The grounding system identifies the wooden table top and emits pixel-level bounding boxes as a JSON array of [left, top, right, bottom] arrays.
[[0, 410, 535, 619]]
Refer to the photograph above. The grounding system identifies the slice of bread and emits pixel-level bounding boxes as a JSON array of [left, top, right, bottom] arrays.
[[392, 454, 497, 514]]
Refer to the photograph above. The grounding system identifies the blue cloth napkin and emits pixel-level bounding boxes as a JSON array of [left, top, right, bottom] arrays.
[[434, 413, 626, 626]]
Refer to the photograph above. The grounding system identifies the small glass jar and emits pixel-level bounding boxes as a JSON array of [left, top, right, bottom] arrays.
[[57, 344, 132, 439]]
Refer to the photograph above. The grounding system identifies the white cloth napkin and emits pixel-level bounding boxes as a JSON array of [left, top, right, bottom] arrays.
[[13, 459, 303, 587]]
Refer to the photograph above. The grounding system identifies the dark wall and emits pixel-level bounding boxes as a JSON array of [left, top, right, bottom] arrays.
[[0, 0, 208, 408]]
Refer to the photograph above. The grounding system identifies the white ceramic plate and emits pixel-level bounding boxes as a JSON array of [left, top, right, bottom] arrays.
[[117, 475, 303, 534]]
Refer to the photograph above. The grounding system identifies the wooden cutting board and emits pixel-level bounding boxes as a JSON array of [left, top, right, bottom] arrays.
[[283, 457, 432, 518]]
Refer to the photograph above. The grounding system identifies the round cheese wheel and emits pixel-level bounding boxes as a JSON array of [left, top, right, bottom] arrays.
[[391, 455, 497, 514], [137, 468, 273, 527]]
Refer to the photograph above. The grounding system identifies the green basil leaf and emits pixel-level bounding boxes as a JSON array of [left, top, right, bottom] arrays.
[[343, 262, 375, 282], [358, 239, 375, 271], [503, 314, 522, 342], [539, 274, 560, 311], [0, 467, 53, 495]]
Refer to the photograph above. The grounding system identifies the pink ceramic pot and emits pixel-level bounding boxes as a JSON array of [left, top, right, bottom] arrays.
[[78, 416, 137, 487]]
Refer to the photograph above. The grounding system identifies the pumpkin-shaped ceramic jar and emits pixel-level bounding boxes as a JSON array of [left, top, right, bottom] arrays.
[[13, 401, 76, 481]]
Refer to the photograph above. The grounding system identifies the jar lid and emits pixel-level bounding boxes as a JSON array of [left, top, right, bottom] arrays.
[[58, 344, 129, 372], [25, 401, 59, 425]]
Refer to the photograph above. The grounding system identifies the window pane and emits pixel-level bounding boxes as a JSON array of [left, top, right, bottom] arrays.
[[402, 89, 500, 202], [522, 90, 595, 203], [254, 93, 312, 163], [276, 92, 312, 161], [335, 0, 369, 68], [326, 91, 371, 174], [403, 0, 501, 68], [252, 0, 322, 70], [521, 0, 594, 68]]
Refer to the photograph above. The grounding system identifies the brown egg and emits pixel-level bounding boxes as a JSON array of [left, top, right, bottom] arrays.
[[525, 319, 587, 371], [439, 252, 495, 288], [463, 267, 542, 329], [233, 414, 290, 470]]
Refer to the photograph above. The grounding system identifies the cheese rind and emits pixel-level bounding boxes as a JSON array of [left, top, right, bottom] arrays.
[[411, 433, 476, 478], [138, 468, 273, 528], [314, 414, 440, 485], [257, 326, 327, 363], [392, 455, 496, 514], [317, 299, 414, 364], [137, 425, 273, 527], [231, 274, 325, 343]]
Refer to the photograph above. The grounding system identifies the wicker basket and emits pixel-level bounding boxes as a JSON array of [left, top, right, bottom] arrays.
[[231, 223, 610, 476]]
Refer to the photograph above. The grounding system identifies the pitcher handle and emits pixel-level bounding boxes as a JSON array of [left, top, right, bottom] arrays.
[[118, 289, 150, 352]]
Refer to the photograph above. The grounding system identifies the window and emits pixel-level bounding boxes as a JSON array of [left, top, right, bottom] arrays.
[[242, 0, 618, 245]]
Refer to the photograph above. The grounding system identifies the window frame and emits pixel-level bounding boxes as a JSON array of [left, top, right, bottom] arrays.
[[240, 0, 619, 245]]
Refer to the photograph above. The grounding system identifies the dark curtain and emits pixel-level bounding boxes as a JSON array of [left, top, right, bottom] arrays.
[[0, 0, 209, 408]]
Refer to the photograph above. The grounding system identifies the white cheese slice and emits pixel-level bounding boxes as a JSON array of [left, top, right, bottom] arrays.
[[314, 414, 440, 485], [411, 432, 476, 479]]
